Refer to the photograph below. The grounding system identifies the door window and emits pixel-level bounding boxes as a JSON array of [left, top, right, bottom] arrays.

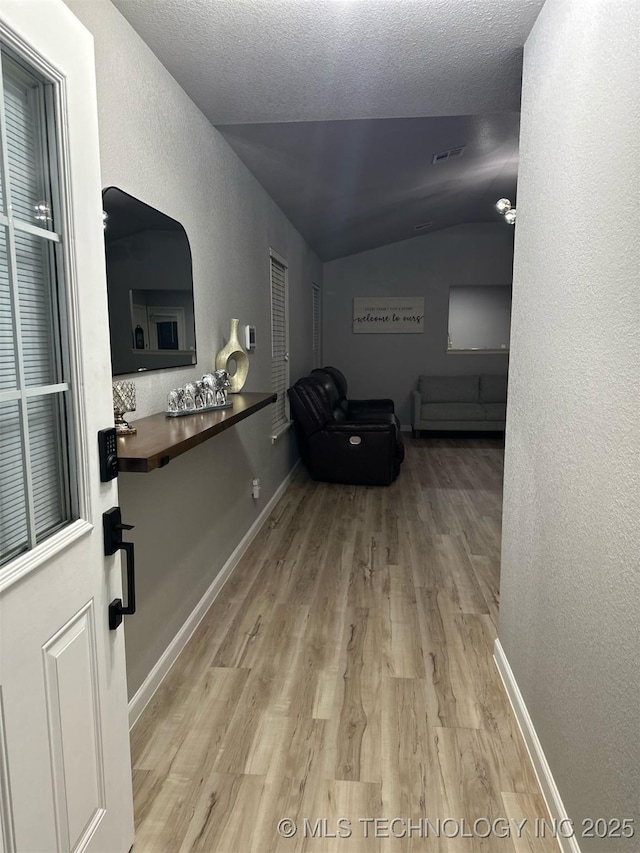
[[0, 49, 77, 566]]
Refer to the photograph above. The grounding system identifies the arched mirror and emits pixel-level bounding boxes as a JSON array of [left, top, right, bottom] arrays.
[[102, 187, 197, 375]]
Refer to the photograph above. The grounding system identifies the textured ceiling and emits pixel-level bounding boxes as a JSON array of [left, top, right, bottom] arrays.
[[218, 114, 520, 259], [111, 0, 543, 258], [111, 0, 544, 124]]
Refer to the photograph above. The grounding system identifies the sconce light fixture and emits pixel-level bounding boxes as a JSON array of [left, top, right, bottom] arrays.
[[496, 198, 516, 224]]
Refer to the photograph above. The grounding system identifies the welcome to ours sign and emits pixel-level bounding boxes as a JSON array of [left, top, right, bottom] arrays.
[[353, 296, 425, 334]]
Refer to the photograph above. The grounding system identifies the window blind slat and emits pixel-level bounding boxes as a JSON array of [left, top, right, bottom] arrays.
[[15, 230, 57, 387], [0, 227, 17, 391], [3, 72, 52, 229], [27, 395, 64, 540], [270, 256, 288, 432], [312, 284, 321, 369], [0, 402, 28, 559]]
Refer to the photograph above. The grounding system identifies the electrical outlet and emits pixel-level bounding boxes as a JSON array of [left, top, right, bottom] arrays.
[[251, 478, 260, 499]]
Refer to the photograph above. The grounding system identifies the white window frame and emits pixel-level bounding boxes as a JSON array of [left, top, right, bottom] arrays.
[[0, 29, 91, 591], [269, 248, 290, 442]]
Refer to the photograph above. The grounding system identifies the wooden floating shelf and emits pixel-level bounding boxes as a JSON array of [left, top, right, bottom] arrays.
[[116, 391, 277, 473]]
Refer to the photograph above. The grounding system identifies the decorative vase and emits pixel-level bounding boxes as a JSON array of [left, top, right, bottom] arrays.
[[215, 318, 249, 393]]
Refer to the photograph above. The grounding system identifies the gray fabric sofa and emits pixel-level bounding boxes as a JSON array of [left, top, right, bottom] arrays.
[[411, 374, 507, 435]]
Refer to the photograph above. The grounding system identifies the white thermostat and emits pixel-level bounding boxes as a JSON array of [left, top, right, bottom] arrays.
[[245, 325, 256, 351]]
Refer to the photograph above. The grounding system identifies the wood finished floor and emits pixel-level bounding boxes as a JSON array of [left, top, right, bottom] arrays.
[[131, 437, 556, 853]]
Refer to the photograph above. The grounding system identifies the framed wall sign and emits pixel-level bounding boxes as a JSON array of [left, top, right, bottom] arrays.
[[353, 296, 425, 334]]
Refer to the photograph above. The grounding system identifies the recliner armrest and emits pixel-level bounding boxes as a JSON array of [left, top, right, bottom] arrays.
[[325, 420, 396, 434], [325, 417, 405, 466], [308, 421, 399, 485], [347, 398, 395, 416]]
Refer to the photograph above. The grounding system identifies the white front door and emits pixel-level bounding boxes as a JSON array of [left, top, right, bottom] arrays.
[[0, 2, 134, 851]]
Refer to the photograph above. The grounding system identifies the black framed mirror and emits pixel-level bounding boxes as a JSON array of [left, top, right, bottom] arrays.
[[102, 187, 197, 375]]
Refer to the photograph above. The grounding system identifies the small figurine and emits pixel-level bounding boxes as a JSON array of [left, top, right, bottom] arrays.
[[183, 382, 196, 411], [213, 369, 230, 405], [194, 380, 206, 409], [167, 389, 180, 412], [201, 373, 216, 407]]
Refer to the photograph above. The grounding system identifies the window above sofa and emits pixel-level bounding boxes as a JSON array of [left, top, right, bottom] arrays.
[[447, 285, 511, 353]]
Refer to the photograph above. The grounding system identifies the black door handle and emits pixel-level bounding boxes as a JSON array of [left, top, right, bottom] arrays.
[[103, 507, 136, 630]]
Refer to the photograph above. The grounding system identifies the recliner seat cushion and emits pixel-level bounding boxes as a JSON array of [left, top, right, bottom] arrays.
[[421, 402, 485, 421], [418, 375, 479, 403]]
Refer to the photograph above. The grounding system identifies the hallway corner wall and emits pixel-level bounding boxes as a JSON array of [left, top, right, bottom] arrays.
[[499, 0, 640, 845]]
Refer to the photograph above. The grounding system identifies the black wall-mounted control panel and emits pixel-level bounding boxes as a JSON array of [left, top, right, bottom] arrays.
[[98, 427, 119, 482]]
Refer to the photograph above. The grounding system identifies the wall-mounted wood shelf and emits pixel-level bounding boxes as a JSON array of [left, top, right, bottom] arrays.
[[116, 391, 276, 473]]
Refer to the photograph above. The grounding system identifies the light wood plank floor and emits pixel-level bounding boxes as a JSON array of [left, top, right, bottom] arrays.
[[131, 437, 557, 852]]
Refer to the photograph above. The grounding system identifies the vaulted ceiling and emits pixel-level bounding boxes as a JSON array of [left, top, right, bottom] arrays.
[[111, 0, 545, 259]]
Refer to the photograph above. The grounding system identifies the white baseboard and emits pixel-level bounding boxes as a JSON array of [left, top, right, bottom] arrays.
[[128, 461, 301, 729], [493, 639, 580, 853]]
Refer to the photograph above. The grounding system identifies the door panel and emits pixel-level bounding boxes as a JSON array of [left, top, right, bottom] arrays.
[[43, 602, 105, 852]]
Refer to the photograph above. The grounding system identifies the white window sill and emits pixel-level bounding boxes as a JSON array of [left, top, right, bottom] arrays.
[[447, 348, 510, 355], [271, 421, 293, 443]]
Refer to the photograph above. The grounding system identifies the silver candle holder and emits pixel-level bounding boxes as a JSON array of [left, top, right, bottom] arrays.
[[112, 380, 137, 435]]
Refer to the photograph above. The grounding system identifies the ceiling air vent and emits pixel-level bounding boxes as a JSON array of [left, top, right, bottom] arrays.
[[432, 145, 465, 164], [413, 221, 433, 232]]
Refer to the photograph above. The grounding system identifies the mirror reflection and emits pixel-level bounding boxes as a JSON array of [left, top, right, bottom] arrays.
[[103, 187, 197, 375]]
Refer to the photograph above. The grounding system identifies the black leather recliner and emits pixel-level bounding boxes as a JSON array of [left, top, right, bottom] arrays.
[[288, 374, 404, 486], [311, 366, 398, 424]]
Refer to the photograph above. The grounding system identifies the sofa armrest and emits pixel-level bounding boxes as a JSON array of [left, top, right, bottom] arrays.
[[347, 398, 395, 416], [411, 390, 422, 427]]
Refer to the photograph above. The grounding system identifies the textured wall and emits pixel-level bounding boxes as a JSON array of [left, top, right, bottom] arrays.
[[499, 0, 640, 846], [65, 0, 322, 698], [322, 223, 513, 424]]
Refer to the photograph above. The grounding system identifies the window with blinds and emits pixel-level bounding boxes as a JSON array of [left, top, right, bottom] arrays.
[[312, 283, 321, 369], [0, 49, 77, 567], [270, 252, 289, 435]]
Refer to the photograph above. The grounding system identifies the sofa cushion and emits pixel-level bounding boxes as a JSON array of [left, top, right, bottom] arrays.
[[483, 403, 507, 422], [418, 375, 479, 403], [421, 402, 485, 421], [480, 374, 508, 403]]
